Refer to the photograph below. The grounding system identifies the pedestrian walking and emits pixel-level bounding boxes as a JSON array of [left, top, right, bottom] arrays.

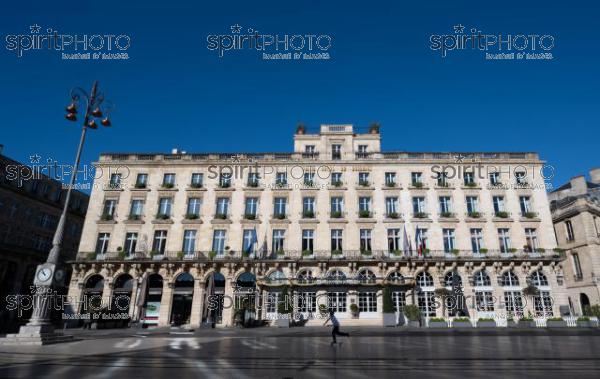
[[324, 309, 349, 346]]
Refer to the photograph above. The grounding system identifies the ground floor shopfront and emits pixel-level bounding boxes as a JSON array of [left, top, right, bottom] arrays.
[[66, 256, 569, 328]]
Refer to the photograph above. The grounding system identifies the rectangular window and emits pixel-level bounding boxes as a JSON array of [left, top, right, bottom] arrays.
[[466, 196, 479, 214], [417, 291, 436, 316], [163, 173, 175, 187], [515, 171, 527, 185], [102, 199, 117, 219], [216, 197, 229, 217], [358, 197, 371, 213], [504, 291, 524, 315], [305, 145, 316, 153], [437, 172, 449, 187], [212, 230, 227, 254], [392, 291, 406, 312], [219, 173, 231, 188], [385, 197, 398, 216], [272, 229, 285, 252], [191, 173, 203, 188], [475, 291, 495, 311], [489, 172, 501, 185], [438, 196, 452, 214], [565, 220, 575, 242], [266, 292, 279, 314], [412, 197, 426, 214], [302, 230, 314, 253], [443, 228, 455, 253], [243, 197, 257, 218], [124, 232, 138, 255], [534, 291, 553, 317], [331, 172, 343, 186], [525, 228, 539, 252], [358, 172, 370, 186], [152, 230, 168, 254], [182, 230, 196, 254], [498, 228, 511, 253], [247, 172, 260, 187], [109, 174, 122, 188], [358, 292, 377, 312], [332, 144, 342, 160], [304, 172, 315, 186], [387, 229, 400, 252], [360, 229, 372, 252], [298, 292, 316, 313], [95, 233, 110, 254], [327, 292, 347, 313], [330, 197, 344, 214], [519, 196, 532, 215], [135, 173, 148, 188], [492, 196, 505, 213], [385, 172, 396, 186], [470, 228, 483, 253], [411, 172, 422, 185], [158, 197, 172, 217], [242, 229, 256, 253], [275, 172, 287, 186], [187, 198, 202, 217], [464, 171, 475, 185], [331, 229, 343, 252], [303, 197, 315, 216], [274, 197, 287, 217], [572, 253, 583, 279]]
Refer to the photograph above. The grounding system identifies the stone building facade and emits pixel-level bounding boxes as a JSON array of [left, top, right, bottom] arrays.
[[67, 125, 567, 327], [549, 169, 600, 315], [0, 147, 89, 332]]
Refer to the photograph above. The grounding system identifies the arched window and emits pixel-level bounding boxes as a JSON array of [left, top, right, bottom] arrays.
[[237, 272, 257, 288], [501, 271, 520, 287], [175, 272, 194, 288], [326, 269, 346, 282], [530, 270, 548, 287], [114, 274, 134, 292], [444, 271, 462, 287], [416, 272, 434, 287], [148, 273, 163, 288], [85, 274, 104, 291], [266, 270, 286, 283], [474, 270, 491, 287], [386, 271, 404, 284], [297, 269, 315, 284], [357, 269, 376, 284]]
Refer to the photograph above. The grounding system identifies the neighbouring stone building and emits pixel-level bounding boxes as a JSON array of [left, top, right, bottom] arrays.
[[66, 125, 567, 328], [549, 169, 600, 315], [0, 146, 89, 332]]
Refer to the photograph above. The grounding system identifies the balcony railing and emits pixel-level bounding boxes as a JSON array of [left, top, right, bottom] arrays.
[[76, 249, 566, 263]]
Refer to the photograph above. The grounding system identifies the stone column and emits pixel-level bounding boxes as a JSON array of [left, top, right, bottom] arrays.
[[158, 279, 173, 327], [128, 280, 139, 319], [220, 275, 235, 327], [189, 279, 204, 328]]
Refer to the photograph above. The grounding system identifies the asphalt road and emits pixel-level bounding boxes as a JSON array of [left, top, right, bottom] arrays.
[[1, 327, 600, 378]]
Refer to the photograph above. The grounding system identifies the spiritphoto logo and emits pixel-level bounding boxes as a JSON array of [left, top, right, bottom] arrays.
[[4, 24, 131, 60], [430, 24, 555, 60], [207, 24, 332, 60]]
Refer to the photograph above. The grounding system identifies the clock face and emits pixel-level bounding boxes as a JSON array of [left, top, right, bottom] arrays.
[[37, 267, 52, 282]]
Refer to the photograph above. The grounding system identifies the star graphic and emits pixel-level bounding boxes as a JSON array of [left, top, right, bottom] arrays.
[[29, 154, 41, 164], [454, 154, 465, 163], [230, 24, 242, 34], [453, 24, 465, 34], [30, 24, 41, 34]]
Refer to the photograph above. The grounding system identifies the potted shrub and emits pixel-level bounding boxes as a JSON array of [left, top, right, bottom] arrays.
[[508, 248, 518, 254], [468, 211, 481, 218], [428, 317, 448, 328], [358, 180, 370, 187], [451, 249, 460, 256], [440, 211, 454, 218], [359, 210, 371, 218], [403, 305, 421, 327], [524, 211, 537, 219], [86, 252, 97, 261], [185, 213, 199, 220], [116, 247, 126, 260], [390, 250, 403, 257], [546, 317, 568, 328], [208, 251, 218, 260], [576, 316, 593, 328], [350, 303, 360, 319], [361, 249, 372, 256], [302, 250, 313, 257], [387, 212, 399, 219], [150, 250, 164, 260], [176, 251, 185, 260], [331, 211, 342, 218], [414, 212, 427, 219], [465, 181, 477, 188], [332, 180, 343, 187], [476, 317, 496, 328], [332, 249, 343, 257], [518, 313, 535, 328], [303, 210, 315, 218], [495, 211, 509, 219], [452, 317, 472, 328], [412, 181, 424, 188], [382, 287, 396, 327], [276, 249, 285, 258], [478, 248, 488, 254]]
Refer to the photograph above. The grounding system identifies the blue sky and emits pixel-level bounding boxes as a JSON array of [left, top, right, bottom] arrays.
[[1, 0, 598, 189]]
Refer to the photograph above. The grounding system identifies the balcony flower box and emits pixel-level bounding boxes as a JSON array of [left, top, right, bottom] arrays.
[[452, 318, 472, 328], [385, 182, 397, 188], [476, 318, 497, 328], [331, 181, 343, 188], [331, 250, 343, 258], [387, 212, 400, 219], [360, 249, 373, 257], [467, 211, 481, 218], [302, 250, 313, 257], [302, 210, 315, 218], [161, 183, 175, 189], [413, 212, 427, 219], [546, 317, 568, 328], [189, 182, 203, 189], [128, 214, 142, 221], [358, 180, 370, 187], [524, 212, 538, 219], [215, 213, 228, 220], [134, 182, 147, 189], [440, 212, 454, 218], [274, 213, 286, 220], [156, 213, 170, 220], [495, 211, 509, 219], [330, 211, 342, 219], [411, 182, 424, 188], [247, 181, 259, 188], [150, 251, 165, 261], [185, 213, 199, 220], [100, 213, 114, 221], [244, 213, 256, 220], [359, 210, 372, 218], [464, 182, 477, 188], [428, 318, 448, 328]]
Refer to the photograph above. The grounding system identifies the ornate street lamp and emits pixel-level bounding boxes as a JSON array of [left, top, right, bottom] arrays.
[[5, 81, 114, 344]]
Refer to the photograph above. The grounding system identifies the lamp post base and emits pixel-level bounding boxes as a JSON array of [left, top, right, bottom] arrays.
[[1, 324, 74, 346]]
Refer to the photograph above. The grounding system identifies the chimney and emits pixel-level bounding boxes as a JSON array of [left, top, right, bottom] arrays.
[[589, 167, 600, 184], [570, 175, 588, 195]]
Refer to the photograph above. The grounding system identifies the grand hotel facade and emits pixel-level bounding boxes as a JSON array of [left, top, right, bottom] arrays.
[[67, 125, 568, 327]]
